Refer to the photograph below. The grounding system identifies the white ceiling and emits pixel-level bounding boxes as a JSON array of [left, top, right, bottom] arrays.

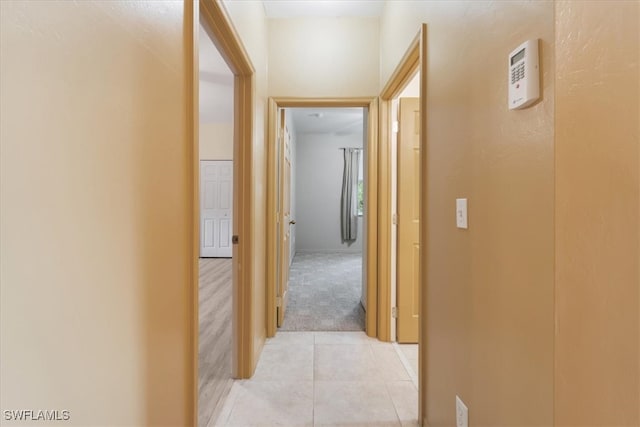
[[263, 0, 384, 18], [199, 24, 234, 124], [290, 108, 364, 135]]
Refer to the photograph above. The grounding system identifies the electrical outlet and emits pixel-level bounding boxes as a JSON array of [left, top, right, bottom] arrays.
[[456, 396, 468, 427]]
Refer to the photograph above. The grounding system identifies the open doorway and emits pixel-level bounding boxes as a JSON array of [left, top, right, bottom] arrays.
[[197, 16, 234, 427], [266, 98, 379, 338], [378, 26, 426, 423], [390, 70, 421, 384], [278, 107, 367, 331]]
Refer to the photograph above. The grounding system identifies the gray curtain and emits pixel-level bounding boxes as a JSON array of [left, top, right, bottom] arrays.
[[341, 148, 360, 244]]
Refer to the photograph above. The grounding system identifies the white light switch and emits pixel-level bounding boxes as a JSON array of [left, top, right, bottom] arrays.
[[456, 198, 468, 229]]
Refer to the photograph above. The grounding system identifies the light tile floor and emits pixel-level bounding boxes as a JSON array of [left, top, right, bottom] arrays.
[[211, 332, 418, 427]]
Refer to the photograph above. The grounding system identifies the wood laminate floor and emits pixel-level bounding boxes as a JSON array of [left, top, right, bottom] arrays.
[[199, 258, 233, 427]]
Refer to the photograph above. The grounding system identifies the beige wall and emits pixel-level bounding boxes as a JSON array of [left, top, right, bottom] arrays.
[[555, 1, 639, 425], [381, 2, 555, 426], [268, 17, 379, 97], [221, 0, 269, 373], [0, 1, 192, 425], [200, 123, 233, 160]]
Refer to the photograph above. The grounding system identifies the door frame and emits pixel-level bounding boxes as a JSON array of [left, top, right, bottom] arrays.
[[266, 97, 379, 338], [193, 5, 256, 423], [378, 24, 427, 423], [378, 32, 421, 341]]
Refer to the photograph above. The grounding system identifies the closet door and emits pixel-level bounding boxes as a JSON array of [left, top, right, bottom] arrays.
[[200, 160, 233, 258]]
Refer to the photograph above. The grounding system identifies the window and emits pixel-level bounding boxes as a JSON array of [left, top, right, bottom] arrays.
[[357, 151, 364, 216]]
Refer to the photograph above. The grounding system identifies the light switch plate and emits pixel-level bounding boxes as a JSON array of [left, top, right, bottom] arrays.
[[456, 198, 468, 229], [456, 395, 468, 427]]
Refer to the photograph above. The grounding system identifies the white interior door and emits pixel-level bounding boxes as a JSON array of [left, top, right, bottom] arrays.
[[200, 160, 233, 258]]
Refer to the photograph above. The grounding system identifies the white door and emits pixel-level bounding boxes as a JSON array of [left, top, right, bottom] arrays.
[[200, 160, 233, 258]]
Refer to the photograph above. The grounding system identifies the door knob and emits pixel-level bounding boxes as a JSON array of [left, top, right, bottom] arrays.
[[289, 220, 296, 225]]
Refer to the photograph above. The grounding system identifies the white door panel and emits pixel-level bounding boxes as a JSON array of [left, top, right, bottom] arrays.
[[200, 160, 233, 258]]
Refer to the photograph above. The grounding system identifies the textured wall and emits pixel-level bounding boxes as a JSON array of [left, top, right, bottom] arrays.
[[554, 1, 640, 425], [0, 1, 192, 425], [268, 17, 379, 97], [380, 2, 555, 425]]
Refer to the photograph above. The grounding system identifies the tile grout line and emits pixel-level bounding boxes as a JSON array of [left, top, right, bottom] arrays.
[[382, 376, 404, 426], [393, 342, 419, 390], [371, 343, 404, 426]]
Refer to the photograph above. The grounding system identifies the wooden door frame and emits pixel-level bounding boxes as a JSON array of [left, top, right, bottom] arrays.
[[266, 97, 379, 338], [378, 33, 420, 342], [192, 3, 256, 424], [378, 24, 427, 423]]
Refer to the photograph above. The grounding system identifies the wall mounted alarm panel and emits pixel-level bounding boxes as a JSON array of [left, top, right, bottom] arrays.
[[508, 39, 540, 110]]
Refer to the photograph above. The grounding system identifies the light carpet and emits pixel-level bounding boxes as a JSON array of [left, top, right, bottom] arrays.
[[279, 252, 365, 331]]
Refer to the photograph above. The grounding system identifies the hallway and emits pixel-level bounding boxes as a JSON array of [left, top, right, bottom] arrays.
[[211, 332, 418, 426]]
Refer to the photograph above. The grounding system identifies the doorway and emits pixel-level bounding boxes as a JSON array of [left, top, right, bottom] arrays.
[[195, 0, 256, 425], [378, 24, 427, 423], [278, 107, 367, 331], [266, 98, 379, 338], [197, 18, 234, 427]]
